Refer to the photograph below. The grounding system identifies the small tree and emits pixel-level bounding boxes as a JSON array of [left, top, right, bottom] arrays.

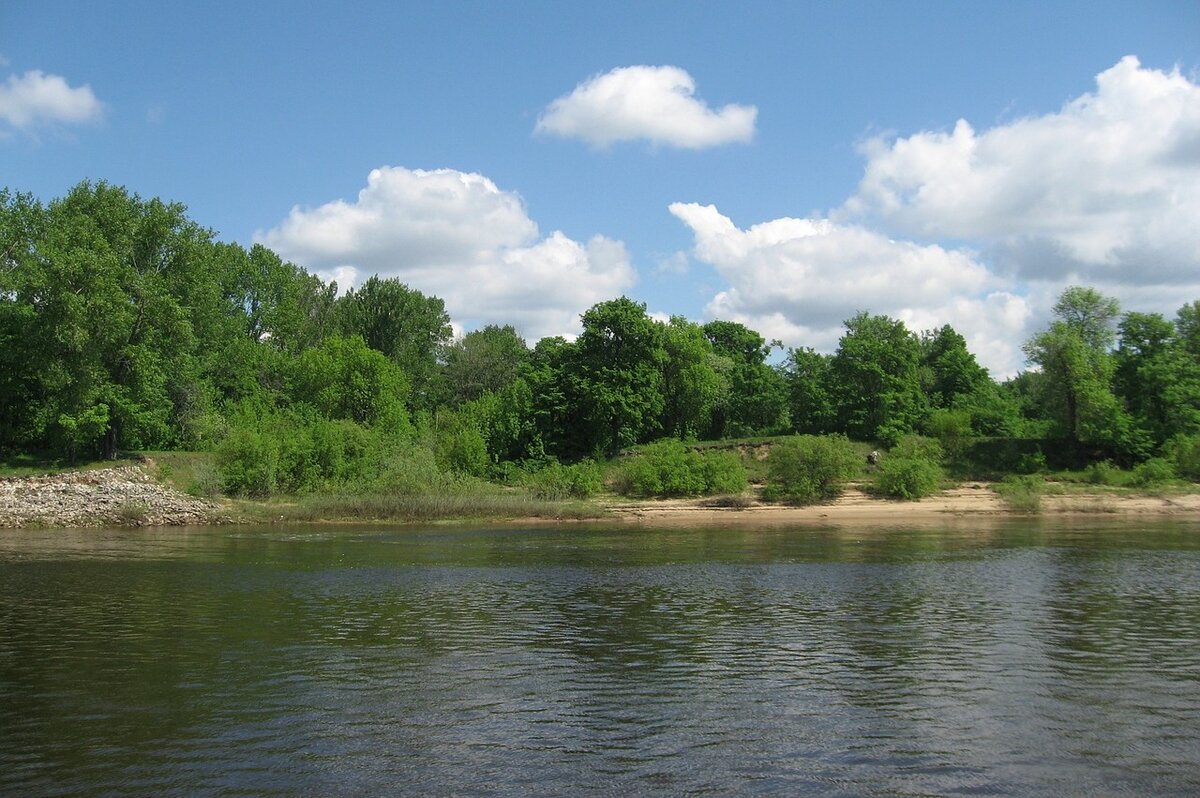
[[763, 435, 860, 504], [873, 435, 944, 500]]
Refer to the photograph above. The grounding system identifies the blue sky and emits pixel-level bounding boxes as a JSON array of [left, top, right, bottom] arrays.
[[3, 1, 1198, 376]]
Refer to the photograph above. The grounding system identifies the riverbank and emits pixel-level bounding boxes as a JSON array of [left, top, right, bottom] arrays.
[[601, 483, 1200, 526], [4, 466, 1200, 528], [0, 467, 227, 527]]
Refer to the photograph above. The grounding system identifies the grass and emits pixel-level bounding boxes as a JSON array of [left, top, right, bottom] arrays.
[[0, 453, 140, 477], [994, 475, 1045, 513], [249, 491, 606, 524], [138, 451, 223, 498], [115, 500, 150, 525]]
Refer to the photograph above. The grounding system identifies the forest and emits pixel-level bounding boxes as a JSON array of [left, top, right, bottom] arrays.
[[3, 181, 1200, 504]]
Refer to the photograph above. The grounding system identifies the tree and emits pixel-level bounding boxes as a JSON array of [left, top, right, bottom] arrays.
[[524, 335, 587, 458], [659, 317, 723, 440], [574, 297, 666, 456], [702, 320, 788, 437], [0, 189, 47, 455], [442, 324, 528, 405], [1023, 286, 1139, 458], [9, 182, 211, 459], [830, 312, 926, 443], [919, 325, 989, 408], [289, 335, 411, 426], [336, 276, 451, 411], [784, 347, 836, 435], [1177, 301, 1200, 359], [1115, 309, 1200, 445]]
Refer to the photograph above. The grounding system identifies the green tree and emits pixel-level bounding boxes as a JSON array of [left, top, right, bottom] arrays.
[[337, 276, 451, 411], [442, 324, 529, 404], [574, 297, 666, 455], [830, 312, 926, 443], [11, 182, 210, 459], [289, 335, 411, 427], [1115, 309, 1200, 445], [783, 347, 836, 435], [659, 316, 723, 440], [523, 336, 587, 458], [919, 325, 989, 408], [0, 189, 47, 455], [1023, 286, 1140, 458], [702, 320, 788, 437]]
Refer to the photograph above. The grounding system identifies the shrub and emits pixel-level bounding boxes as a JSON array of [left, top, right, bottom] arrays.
[[762, 435, 860, 504], [615, 439, 748, 498], [217, 426, 279, 496], [1165, 434, 1200, 482], [995, 474, 1043, 513], [874, 455, 942, 499], [1131, 457, 1174, 487], [1085, 460, 1122, 486], [525, 460, 603, 500], [871, 435, 944, 500], [703, 451, 749, 495]]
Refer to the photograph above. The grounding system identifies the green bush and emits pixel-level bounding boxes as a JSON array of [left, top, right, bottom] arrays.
[[525, 460, 603, 500], [615, 439, 748, 498], [1085, 460, 1122, 485], [871, 435, 944, 500], [873, 455, 942, 499], [703, 451, 749, 495], [217, 426, 279, 496], [995, 474, 1043, 513], [1165, 434, 1200, 482], [762, 434, 860, 504], [1131, 457, 1174, 487]]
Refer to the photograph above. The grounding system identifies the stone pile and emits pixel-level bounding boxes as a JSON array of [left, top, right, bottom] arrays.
[[0, 466, 225, 527]]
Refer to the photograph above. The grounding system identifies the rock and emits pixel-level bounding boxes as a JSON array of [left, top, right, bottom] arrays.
[[0, 466, 228, 528]]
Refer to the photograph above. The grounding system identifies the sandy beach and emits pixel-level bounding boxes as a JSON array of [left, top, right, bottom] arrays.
[[600, 483, 1200, 527]]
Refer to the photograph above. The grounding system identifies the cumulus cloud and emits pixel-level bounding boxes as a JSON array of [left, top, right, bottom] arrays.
[[536, 65, 756, 149], [669, 202, 1032, 376], [0, 69, 104, 130], [846, 56, 1200, 286], [257, 166, 636, 341]]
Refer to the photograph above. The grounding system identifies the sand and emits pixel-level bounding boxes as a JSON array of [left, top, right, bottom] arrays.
[[599, 483, 1200, 527]]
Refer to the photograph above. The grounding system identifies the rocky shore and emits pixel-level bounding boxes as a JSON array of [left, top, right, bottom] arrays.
[[0, 467, 226, 528]]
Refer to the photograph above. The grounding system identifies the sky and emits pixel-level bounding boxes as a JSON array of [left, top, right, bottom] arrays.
[[2, 0, 1198, 377]]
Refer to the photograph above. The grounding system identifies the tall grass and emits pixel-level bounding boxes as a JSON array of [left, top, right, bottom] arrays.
[[278, 491, 604, 523], [995, 475, 1044, 513]]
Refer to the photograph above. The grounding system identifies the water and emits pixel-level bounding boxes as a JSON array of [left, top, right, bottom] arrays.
[[1, 520, 1198, 796]]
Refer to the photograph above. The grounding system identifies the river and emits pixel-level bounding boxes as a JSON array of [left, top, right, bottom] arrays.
[[1, 519, 1198, 796]]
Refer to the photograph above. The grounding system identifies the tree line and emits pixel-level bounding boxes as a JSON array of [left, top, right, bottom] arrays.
[[3, 181, 1199, 492]]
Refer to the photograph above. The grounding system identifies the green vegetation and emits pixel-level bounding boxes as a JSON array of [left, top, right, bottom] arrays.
[[3, 180, 1200, 520], [614, 439, 747, 498], [995, 475, 1045, 513], [871, 436, 945, 500], [762, 435, 860, 504]]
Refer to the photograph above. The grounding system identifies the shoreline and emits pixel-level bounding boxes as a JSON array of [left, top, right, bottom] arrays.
[[3, 466, 1200, 529], [598, 483, 1200, 527]]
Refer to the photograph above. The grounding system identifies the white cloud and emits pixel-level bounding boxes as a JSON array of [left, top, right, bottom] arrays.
[[257, 166, 636, 341], [536, 65, 756, 149], [656, 250, 690, 275], [0, 69, 104, 130], [846, 56, 1200, 287], [670, 202, 1033, 377]]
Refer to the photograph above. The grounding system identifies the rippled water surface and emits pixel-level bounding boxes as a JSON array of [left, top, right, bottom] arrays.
[[2, 520, 1199, 796]]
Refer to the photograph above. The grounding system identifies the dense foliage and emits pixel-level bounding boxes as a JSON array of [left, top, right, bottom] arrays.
[[614, 439, 747, 498], [762, 435, 861, 504], [871, 436, 945, 500], [4, 181, 1200, 499]]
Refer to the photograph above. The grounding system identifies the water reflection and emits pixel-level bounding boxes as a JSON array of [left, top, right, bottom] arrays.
[[1, 520, 1198, 796]]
